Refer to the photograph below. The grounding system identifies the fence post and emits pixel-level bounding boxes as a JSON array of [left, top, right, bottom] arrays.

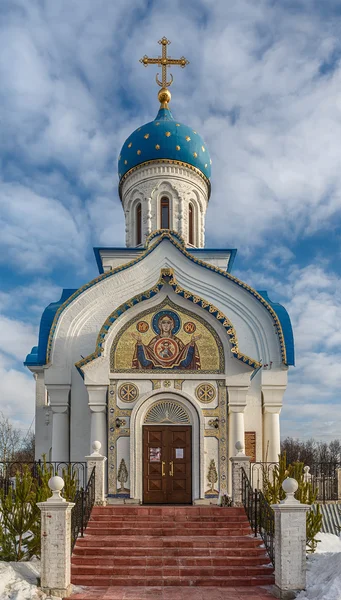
[[271, 478, 310, 599], [37, 476, 75, 598], [337, 468, 341, 501], [229, 441, 251, 506], [85, 441, 107, 506]]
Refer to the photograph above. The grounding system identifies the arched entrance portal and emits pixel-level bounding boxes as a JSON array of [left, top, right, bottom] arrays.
[[130, 392, 204, 503], [143, 401, 192, 504]]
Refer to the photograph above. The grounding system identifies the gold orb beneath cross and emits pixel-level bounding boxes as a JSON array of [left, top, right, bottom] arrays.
[[158, 88, 171, 106]]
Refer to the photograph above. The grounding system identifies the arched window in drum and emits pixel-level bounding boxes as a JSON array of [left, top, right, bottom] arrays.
[[136, 202, 142, 245], [188, 202, 194, 245], [160, 197, 170, 229]]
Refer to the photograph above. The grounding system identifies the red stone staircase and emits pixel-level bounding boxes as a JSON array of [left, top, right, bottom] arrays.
[[67, 505, 275, 597]]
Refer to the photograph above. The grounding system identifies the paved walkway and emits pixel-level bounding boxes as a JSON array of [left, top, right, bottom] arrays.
[[68, 585, 277, 599]]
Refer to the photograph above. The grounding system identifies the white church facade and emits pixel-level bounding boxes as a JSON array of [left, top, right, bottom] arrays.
[[25, 39, 294, 504]]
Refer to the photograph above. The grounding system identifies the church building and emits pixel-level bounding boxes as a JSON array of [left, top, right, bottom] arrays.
[[25, 38, 294, 504]]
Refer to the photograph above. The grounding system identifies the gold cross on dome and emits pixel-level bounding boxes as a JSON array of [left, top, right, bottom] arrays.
[[140, 37, 189, 107]]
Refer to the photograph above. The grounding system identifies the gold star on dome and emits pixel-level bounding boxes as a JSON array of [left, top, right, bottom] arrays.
[[176, 145, 180, 150], [144, 133, 150, 139], [128, 142, 132, 148], [185, 136, 191, 142], [193, 152, 197, 158], [155, 144, 160, 150], [202, 146, 205, 152], [137, 150, 141, 155], [165, 131, 171, 137]]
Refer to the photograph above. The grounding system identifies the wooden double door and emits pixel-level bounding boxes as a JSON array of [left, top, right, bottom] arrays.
[[143, 426, 192, 504]]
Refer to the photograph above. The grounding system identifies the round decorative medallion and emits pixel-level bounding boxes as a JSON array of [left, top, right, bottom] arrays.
[[136, 320, 149, 333], [195, 383, 216, 403], [118, 382, 139, 403], [154, 337, 179, 363], [183, 321, 196, 334]]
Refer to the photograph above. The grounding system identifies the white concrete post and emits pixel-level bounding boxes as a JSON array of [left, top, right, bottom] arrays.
[[85, 441, 107, 506], [37, 476, 75, 598], [228, 385, 248, 494], [229, 441, 251, 506], [47, 385, 70, 462], [87, 385, 107, 455], [271, 478, 310, 599]]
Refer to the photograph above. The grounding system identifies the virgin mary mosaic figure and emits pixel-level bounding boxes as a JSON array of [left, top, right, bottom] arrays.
[[131, 310, 201, 370]]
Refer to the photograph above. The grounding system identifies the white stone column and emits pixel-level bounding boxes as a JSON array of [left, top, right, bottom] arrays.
[[85, 441, 107, 506], [37, 476, 75, 598], [87, 385, 108, 455], [262, 385, 285, 463], [228, 386, 248, 495], [47, 385, 70, 462], [263, 409, 281, 462], [272, 478, 310, 599]]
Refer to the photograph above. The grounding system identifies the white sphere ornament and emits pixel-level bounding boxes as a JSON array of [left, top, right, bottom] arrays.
[[47, 475, 66, 502], [235, 441, 245, 455], [48, 475, 64, 492], [281, 477, 299, 504], [282, 477, 298, 494], [92, 441, 102, 455]]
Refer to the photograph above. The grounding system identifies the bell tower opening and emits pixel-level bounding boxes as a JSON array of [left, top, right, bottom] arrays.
[[136, 202, 142, 245], [189, 203, 194, 245], [161, 196, 170, 229]]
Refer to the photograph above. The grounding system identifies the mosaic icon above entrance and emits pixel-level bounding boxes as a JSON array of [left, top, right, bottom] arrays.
[[118, 382, 139, 402], [195, 383, 216, 403], [111, 299, 224, 373]]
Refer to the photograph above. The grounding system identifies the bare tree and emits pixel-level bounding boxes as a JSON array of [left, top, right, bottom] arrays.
[[0, 412, 22, 462]]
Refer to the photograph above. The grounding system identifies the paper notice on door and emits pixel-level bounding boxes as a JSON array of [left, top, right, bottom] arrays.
[[175, 448, 184, 459], [149, 447, 161, 462]]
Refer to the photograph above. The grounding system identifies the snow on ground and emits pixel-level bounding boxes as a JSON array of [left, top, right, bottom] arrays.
[[296, 533, 341, 600], [0, 561, 48, 600]]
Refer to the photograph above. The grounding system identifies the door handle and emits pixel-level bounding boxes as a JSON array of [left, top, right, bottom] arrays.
[[169, 461, 174, 477], [162, 461, 166, 477]]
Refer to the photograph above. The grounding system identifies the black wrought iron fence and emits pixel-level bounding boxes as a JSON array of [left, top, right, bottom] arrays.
[[309, 463, 341, 503], [71, 466, 96, 551], [241, 467, 275, 565], [251, 462, 278, 491], [0, 461, 87, 495]]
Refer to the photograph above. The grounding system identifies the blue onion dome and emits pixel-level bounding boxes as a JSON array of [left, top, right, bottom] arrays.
[[118, 107, 211, 192]]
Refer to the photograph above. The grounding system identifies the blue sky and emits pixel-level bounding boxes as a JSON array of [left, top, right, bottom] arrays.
[[0, 0, 341, 441]]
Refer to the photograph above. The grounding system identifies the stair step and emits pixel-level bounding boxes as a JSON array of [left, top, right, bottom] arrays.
[[71, 556, 270, 567], [70, 574, 275, 587], [88, 518, 249, 526], [76, 535, 264, 548], [72, 565, 272, 576], [73, 546, 266, 557], [85, 527, 251, 537]]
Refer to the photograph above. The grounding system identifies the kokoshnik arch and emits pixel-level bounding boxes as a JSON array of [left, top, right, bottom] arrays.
[[25, 37, 294, 504]]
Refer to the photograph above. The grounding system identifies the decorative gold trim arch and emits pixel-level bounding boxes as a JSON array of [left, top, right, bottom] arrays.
[[46, 231, 287, 365], [75, 268, 260, 375]]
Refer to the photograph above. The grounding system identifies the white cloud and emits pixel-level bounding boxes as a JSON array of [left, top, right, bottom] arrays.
[[0, 315, 37, 361], [0, 353, 35, 431]]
